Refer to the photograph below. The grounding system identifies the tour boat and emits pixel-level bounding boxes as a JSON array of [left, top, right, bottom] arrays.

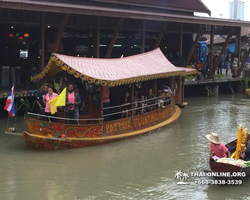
[[16, 48, 196, 150]]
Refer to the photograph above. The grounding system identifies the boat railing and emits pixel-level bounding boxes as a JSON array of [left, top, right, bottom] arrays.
[[103, 97, 172, 117], [24, 112, 104, 125], [103, 95, 166, 110]]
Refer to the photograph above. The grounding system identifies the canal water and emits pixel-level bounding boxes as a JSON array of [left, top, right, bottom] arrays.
[[1, 94, 250, 200]]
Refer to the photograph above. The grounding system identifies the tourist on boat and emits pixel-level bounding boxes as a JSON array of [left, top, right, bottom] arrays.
[[74, 87, 85, 115], [156, 90, 162, 109], [121, 92, 130, 118], [59, 77, 68, 93], [96, 86, 111, 121], [43, 87, 58, 122], [65, 83, 81, 124], [136, 95, 147, 114], [147, 88, 155, 111], [48, 81, 58, 93], [36, 84, 48, 115], [206, 133, 231, 158]]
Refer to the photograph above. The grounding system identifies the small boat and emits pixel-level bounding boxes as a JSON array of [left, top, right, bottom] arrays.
[[209, 138, 250, 177], [7, 48, 196, 150]]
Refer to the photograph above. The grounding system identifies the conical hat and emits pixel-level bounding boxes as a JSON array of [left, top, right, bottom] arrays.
[[206, 133, 220, 144]]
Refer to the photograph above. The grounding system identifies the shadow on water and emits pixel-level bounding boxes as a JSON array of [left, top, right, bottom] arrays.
[[1, 94, 250, 199]]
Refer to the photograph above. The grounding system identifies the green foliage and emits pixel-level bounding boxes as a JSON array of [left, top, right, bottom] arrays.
[[184, 75, 196, 81], [214, 74, 224, 79], [15, 98, 36, 115]]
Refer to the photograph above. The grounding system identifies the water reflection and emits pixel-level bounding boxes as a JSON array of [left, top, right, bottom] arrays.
[[1, 94, 250, 199]]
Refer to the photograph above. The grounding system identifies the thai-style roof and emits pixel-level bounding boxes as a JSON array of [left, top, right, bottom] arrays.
[[31, 48, 196, 87]]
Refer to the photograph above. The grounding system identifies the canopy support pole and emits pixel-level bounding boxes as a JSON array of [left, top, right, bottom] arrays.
[[209, 25, 214, 78], [237, 27, 242, 76], [179, 23, 183, 57], [100, 86, 103, 118], [141, 20, 145, 52], [53, 14, 69, 53], [105, 18, 123, 58], [94, 16, 100, 58], [186, 25, 204, 66], [154, 79, 157, 110], [153, 22, 168, 49], [41, 13, 45, 71], [131, 83, 134, 116], [213, 28, 234, 74]]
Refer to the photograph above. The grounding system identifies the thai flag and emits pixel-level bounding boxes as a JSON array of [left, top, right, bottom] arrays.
[[4, 86, 15, 117]]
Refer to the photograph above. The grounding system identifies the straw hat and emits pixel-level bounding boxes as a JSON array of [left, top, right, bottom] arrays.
[[206, 133, 220, 144]]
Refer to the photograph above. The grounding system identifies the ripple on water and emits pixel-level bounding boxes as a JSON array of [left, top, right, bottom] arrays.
[[1, 95, 250, 200]]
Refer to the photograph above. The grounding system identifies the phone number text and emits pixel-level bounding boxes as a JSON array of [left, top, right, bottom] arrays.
[[194, 179, 242, 185]]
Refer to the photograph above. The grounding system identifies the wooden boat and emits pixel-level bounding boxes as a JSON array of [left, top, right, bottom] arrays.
[[14, 48, 196, 150], [209, 138, 250, 177]]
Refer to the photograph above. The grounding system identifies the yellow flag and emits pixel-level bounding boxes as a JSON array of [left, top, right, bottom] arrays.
[[49, 88, 66, 114]]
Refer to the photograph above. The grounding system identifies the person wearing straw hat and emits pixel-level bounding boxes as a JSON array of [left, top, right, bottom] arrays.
[[206, 133, 230, 158]]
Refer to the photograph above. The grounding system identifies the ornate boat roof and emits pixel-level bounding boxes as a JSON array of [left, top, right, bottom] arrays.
[[31, 48, 196, 87]]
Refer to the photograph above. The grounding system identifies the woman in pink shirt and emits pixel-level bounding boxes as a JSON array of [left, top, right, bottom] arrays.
[[43, 87, 58, 122], [96, 86, 111, 121], [206, 133, 230, 158]]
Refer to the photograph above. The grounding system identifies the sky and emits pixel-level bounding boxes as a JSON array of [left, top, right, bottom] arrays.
[[194, 0, 250, 21]]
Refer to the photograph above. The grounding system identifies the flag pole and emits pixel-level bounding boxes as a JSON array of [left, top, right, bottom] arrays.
[[6, 114, 10, 131]]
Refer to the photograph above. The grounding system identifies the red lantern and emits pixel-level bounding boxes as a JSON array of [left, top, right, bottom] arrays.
[[9, 34, 14, 38]]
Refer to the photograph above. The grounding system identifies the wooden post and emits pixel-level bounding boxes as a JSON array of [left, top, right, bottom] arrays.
[[53, 14, 69, 53], [154, 79, 157, 110], [131, 83, 134, 116], [41, 13, 45, 70], [105, 18, 123, 58], [213, 29, 233, 73], [179, 23, 183, 57], [237, 27, 241, 76], [100, 86, 103, 118], [153, 22, 168, 49], [186, 26, 204, 66], [154, 79, 157, 96], [209, 25, 214, 78], [141, 20, 145, 53], [94, 17, 100, 58]]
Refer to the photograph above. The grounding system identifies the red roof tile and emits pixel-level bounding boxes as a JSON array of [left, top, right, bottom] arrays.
[[31, 48, 196, 83]]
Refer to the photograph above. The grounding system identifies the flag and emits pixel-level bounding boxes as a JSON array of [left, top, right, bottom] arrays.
[[49, 87, 66, 114], [4, 86, 15, 117]]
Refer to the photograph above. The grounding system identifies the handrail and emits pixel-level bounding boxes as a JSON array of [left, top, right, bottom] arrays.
[[103, 95, 168, 110], [103, 98, 172, 117], [25, 112, 104, 121]]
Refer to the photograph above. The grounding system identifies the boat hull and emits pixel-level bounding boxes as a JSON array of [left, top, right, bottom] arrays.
[[22, 106, 181, 150], [209, 138, 250, 177]]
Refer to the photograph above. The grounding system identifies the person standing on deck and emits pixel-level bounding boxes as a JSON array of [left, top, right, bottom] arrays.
[[65, 83, 81, 124], [43, 87, 58, 122], [96, 86, 111, 121], [206, 133, 230, 158], [36, 85, 48, 116], [75, 87, 85, 116]]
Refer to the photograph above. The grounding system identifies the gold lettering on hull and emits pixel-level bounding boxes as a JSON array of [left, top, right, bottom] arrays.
[[105, 107, 172, 134], [105, 120, 132, 134]]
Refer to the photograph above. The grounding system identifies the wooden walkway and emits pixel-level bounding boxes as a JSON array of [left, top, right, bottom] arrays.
[[185, 71, 242, 86]]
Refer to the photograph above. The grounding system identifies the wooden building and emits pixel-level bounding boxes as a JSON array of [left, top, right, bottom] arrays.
[[0, 0, 249, 88]]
